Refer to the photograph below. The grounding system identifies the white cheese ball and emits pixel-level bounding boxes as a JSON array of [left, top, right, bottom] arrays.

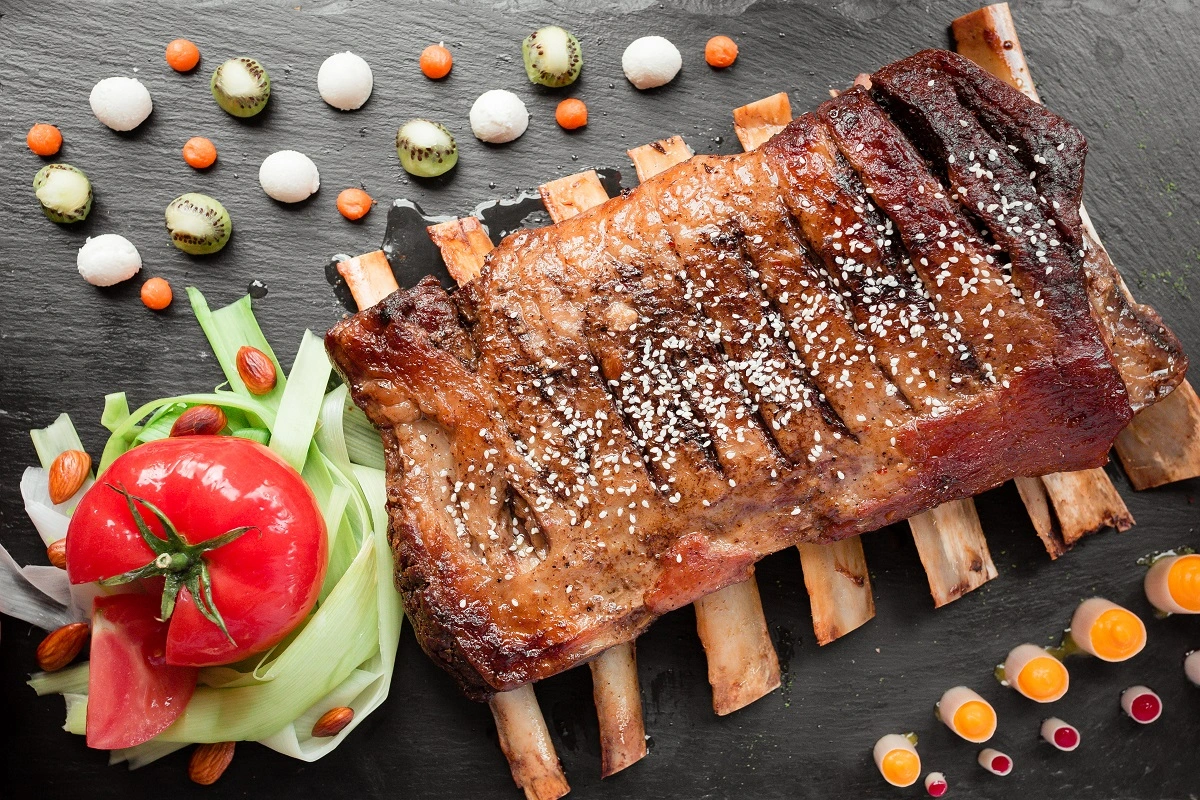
[[469, 90, 529, 144], [89, 77, 154, 131], [258, 150, 320, 203], [622, 36, 682, 90], [77, 234, 142, 287], [317, 51, 374, 111]]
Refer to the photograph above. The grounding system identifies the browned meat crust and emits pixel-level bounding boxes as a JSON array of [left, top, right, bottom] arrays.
[[325, 50, 1186, 699]]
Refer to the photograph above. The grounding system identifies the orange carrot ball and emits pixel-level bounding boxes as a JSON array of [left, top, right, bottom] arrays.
[[555, 98, 588, 130], [337, 188, 374, 220], [182, 137, 217, 169], [26, 124, 63, 156], [141, 277, 173, 310], [420, 43, 453, 79], [165, 39, 201, 72], [705, 35, 738, 68]]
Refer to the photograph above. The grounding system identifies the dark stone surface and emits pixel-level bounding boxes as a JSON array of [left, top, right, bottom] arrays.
[[1, 1, 1198, 797]]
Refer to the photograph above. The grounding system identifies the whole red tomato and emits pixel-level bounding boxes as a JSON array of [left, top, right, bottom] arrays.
[[67, 436, 328, 667]]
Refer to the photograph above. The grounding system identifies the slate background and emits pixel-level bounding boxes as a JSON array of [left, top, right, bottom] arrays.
[[1, 0, 1198, 797]]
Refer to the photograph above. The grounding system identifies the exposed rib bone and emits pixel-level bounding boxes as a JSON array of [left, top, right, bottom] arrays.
[[490, 685, 572, 800], [336, 250, 399, 310]]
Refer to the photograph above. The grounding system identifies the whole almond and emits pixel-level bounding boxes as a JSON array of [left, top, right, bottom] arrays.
[[236, 346, 277, 395], [46, 538, 68, 569], [170, 404, 227, 437], [48, 449, 90, 505], [311, 706, 354, 738], [36, 622, 90, 672], [188, 741, 235, 785]]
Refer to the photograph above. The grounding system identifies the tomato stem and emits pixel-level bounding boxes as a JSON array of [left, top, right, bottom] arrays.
[[97, 484, 256, 645], [155, 552, 191, 571]]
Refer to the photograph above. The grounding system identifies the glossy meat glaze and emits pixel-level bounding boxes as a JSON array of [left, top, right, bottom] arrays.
[[326, 50, 1187, 698]]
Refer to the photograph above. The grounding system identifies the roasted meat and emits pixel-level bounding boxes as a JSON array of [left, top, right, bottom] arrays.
[[325, 49, 1187, 698]]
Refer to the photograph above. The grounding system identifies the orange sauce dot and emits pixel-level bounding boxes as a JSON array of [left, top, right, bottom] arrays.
[[952, 700, 995, 740], [1167, 554, 1200, 612], [1090, 608, 1145, 660], [1016, 656, 1067, 701], [140, 277, 173, 311], [420, 44, 453, 80], [881, 748, 920, 786], [165, 39, 201, 72]]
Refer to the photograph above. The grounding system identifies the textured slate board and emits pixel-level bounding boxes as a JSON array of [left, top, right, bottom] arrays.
[[1, 1, 1198, 798]]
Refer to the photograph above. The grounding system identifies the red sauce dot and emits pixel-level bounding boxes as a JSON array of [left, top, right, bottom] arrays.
[[1053, 726, 1079, 749], [927, 779, 948, 797], [1131, 693, 1160, 722], [991, 755, 1012, 774]]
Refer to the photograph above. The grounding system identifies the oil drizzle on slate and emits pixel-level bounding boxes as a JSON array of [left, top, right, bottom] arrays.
[[326, 167, 624, 311]]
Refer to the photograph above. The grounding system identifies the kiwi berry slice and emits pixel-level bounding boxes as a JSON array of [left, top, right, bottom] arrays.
[[165, 193, 232, 255], [396, 119, 458, 178], [522, 26, 582, 88], [33, 164, 92, 224], [211, 57, 271, 118]]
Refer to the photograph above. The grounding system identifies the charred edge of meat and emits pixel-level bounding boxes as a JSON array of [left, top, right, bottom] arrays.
[[380, 430, 497, 701], [326, 282, 506, 700], [877, 53, 1187, 403], [867, 56, 1115, 361], [908, 49, 1088, 250]]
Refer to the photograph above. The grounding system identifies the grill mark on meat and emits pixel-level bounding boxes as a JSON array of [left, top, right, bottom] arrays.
[[922, 50, 1086, 252], [512, 337, 668, 557], [870, 64, 1117, 374], [463, 287, 587, 556], [611, 263, 759, 476], [819, 119, 990, 394], [732, 176, 916, 437], [468, 232, 668, 557], [766, 116, 981, 417], [526, 205, 731, 505], [504, 490, 545, 571], [769, 202, 921, 421], [817, 106, 1000, 394], [821, 89, 1057, 386], [734, 213, 869, 442], [502, 312, 616, 516], [724, 221, 861, 445], [707, 221, 850, 459], [700, 225, 806, 462], [647, 156, 851, 464], [596, 181, 784, 486], [584, 268, 729, 500], [623, 266, 784, 486], [567, 189, 751, 500]]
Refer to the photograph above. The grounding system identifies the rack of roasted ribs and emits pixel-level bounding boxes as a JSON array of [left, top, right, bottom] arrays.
[[325, 48, 1187, 698]]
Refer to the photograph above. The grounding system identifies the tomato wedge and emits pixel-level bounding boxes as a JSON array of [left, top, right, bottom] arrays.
[[87, 593, 198, 749], [67, 437, 327, 667]]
